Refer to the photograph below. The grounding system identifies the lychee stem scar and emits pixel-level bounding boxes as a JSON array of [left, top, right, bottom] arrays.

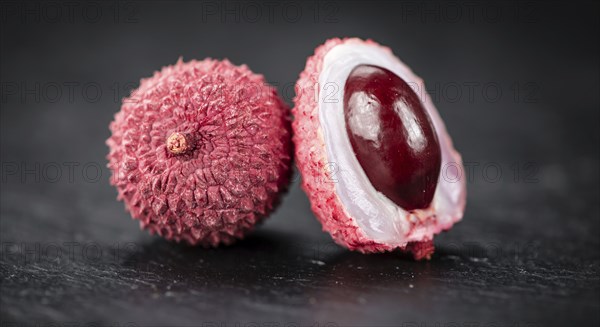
[[166, 132, 190, 155]]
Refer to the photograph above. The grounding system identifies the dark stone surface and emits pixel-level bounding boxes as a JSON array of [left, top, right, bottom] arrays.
[[1, 1, 598, 326]]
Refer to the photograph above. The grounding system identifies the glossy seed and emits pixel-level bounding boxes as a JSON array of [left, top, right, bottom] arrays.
[[344, 64, 441, 210]]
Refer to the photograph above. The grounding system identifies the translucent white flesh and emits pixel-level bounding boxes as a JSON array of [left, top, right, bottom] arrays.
[[318, 41, 465, 246]]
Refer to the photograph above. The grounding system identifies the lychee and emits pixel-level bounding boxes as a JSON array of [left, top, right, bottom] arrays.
[[293, 38, 466, 259], [107, 58, 292, 247]]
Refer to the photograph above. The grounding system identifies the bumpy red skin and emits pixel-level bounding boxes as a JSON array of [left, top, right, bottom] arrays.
[[293, 38, 435, 259], [107, 59, 292, 247]]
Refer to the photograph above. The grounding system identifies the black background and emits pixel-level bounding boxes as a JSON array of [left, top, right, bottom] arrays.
[[1, 1, 599, 326]]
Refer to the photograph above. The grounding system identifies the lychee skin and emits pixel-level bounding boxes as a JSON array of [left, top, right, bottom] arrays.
[[107, 59, 292, 247], [293, 38, 465, 259]]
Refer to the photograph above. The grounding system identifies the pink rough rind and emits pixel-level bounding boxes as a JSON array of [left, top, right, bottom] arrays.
[[293, 38, 463, 259], [107, 58, 292, 247]]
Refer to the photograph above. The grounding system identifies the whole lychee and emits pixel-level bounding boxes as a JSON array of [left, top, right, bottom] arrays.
[[107, 58, 292, 246], [293, 38, 466, 259]]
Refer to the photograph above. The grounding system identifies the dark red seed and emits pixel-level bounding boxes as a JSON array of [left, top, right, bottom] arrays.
[[344, 65, 441, 210]]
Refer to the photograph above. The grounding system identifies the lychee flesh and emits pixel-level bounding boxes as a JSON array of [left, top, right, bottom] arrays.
[[107, 59, 292, 247], [293, 38, 466, 259], [344, 64, 442, 211]]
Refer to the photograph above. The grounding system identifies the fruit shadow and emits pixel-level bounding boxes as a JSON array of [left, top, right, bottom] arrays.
[[294, 244, 475, 323], [117, 230, 466, 310], [117, 228, 335, 290]]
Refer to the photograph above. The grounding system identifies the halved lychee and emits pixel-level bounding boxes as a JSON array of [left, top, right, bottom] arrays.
[[293, 38, 466, 259], [107, 58, 292, 247]]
